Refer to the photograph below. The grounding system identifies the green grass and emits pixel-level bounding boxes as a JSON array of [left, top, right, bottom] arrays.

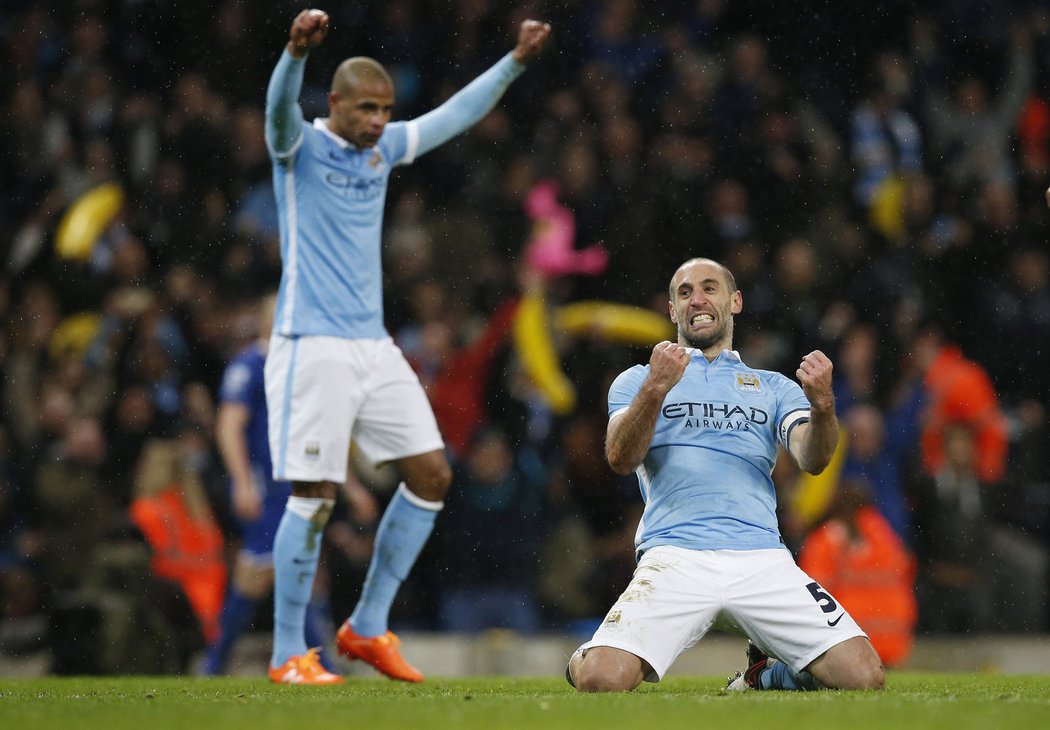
[[2, 674, 1049, 730]]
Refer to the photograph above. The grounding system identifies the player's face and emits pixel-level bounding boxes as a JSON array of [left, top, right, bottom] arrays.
[[329, 79, 394, 148], [669, 261, 742, 351]]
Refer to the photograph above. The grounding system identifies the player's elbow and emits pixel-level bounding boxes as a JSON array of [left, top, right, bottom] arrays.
[[605, 446, 637, 475], [793, 434, 837, 475], [803, 460, 829, 476], [799, 455, 831, 476]]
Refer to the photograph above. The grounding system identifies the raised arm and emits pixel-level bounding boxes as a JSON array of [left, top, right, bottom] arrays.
[[787, 350, 840, 474], [411, 20, 551, 157], [266, 10, 330, 156], [606, 342, 689, 474]]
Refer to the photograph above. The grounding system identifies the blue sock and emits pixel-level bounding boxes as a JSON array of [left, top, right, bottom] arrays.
[[271, 498, 332, 667], [349, 484, 441, 637], [304, 599, 333, 668], [759, 660, 822, 691], [203, 589, 257, 675]]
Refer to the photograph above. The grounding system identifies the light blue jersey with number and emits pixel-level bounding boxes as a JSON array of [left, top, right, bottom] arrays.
[[265, 49, 524, 338], [608, 348, 812, 554]]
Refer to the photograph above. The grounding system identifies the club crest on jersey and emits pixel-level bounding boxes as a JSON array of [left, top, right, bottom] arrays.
[[368, 151, 385, 170], [735, 372, 762, 393]]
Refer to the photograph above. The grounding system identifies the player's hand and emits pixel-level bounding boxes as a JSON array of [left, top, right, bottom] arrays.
[[796, 350, 835, 412], [232, 478, 263, 521], [648, 340, 690, 394], [1045, 186, 1050, 209], [512, 20, 552, 63], [288, 9, 330, 58]]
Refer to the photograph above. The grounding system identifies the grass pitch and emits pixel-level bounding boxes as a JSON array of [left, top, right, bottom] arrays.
[[2, 674, 1048, 730]]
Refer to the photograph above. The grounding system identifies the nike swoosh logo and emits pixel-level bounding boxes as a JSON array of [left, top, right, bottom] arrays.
[[828, 614, 844, 627], [292, 558, 314, 565]]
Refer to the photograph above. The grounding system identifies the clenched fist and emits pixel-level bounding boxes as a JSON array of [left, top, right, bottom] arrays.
[[796, 350, 835, 412], [512, 20, 552, 64], [288, 9, 329, 58], [647, 340, 690, 394]]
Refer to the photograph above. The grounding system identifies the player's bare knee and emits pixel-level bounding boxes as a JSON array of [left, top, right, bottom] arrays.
[[573, 665, 638, 693], [852, 643, 885, 690], [833, 656, 884, 690], [571, 649, 644, 693], [399, 451, 452, 501], [433, 460, 452, 493], [810, 637, 885, 690], [292, 480, 337, 499], [409, 463, 451, 501], [858, 658, 885, 690], [574, 677, 635, 693]]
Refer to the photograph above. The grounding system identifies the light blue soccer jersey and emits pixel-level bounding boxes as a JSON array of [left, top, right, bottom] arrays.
[[608, 349, 812, 554], [270, 118, 409, 338], [265, 49, 524, 339]]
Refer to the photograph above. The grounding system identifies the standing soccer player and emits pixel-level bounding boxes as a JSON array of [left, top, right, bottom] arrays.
[[263, 9, 551, 684], [566, 258, 885, 693], [203, 293, 336, 678]]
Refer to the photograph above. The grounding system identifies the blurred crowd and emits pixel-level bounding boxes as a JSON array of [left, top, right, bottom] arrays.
[[3, 0, 1050, 673]]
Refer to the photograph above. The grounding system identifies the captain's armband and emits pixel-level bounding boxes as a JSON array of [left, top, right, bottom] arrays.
[[779, 409, 810, 447]]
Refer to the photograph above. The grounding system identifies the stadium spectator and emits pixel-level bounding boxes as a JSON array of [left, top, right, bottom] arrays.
[[434, 427, 547, 632], [916, 20, 1035, 195], [910, 423, 1047, 633], [798, 478, 918, 667], [984, 247, 1050, 403], [911, 322, 1009, 484], [419, 297, 521, 461], [838, 402, 919, 543], [29, 415, 116, 592], [537, 413, 641, 632], [850, 51, 923, 210], [128, 437, 227, 645]]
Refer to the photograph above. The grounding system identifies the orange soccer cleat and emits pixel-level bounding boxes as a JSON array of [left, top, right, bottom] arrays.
[[335, 621, 424, 682], [268, 647, 345, 685]]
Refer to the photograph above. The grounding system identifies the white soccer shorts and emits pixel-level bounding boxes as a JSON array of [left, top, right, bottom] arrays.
[[576, 545, 867, 681], [265, 334, 444, 483]]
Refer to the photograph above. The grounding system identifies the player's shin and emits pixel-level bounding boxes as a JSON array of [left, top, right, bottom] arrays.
[[271, 497, 334, 667], [348, 483, 442, 636]]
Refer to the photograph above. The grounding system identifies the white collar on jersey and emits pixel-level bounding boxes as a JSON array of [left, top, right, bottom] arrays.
[[682, 347, 741, 362], [313, 118, 350, 148]]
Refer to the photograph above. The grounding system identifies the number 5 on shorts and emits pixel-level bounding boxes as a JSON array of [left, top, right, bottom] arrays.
[[806, 581, 838, 614]]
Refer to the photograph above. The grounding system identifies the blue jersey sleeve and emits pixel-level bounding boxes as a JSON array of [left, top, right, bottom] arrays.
[[379, 122, 410, 167], [265, 50, 307, 159], [608, 365, 648, 419], [405, 53, 525, 160], [769, 372, 812, 449]]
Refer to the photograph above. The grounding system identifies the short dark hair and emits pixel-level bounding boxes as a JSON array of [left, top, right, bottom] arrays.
[[669, 258, 737, 299]]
